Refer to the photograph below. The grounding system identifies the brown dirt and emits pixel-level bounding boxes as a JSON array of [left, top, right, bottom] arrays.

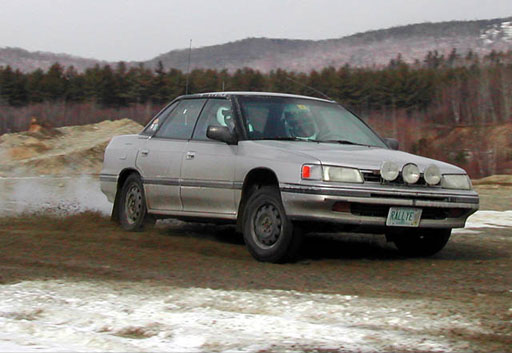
[[0, 119, 142, 176], [473, 174, 512, 186], [397, 122, 512, 176], [0, 187, 511, 352]]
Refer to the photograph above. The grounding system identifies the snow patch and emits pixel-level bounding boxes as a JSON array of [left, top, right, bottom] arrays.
[[0, 280, 484, 352], [480, 21, 512, 44], [452, 210, 512, 234]]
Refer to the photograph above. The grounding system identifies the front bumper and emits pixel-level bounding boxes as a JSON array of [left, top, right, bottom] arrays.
[[280, 183, 479, 229]]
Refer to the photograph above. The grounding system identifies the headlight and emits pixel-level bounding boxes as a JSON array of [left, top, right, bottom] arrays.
[[380, 161, 399, 181], [323, 166, 363, 183], [402, 163, 420, 184], [441, 174, 472, 190], [424, 164, 441, 186]]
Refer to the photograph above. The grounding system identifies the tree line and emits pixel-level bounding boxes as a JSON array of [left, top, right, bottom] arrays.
[[1, 49, 511, 125]]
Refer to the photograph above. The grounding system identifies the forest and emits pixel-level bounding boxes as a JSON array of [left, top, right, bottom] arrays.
[[1, 49, 511, 177]]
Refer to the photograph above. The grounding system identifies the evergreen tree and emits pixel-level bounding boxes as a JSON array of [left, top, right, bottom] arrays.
[[0, 66, 28, 106], [41, 63, 66, 101]]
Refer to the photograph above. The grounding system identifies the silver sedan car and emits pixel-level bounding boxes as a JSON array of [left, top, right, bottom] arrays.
[[100, 92, 479, 263]]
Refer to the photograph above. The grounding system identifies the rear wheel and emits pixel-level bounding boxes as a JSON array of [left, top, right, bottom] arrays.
[[242, 186, 302, 263], [118, 174, 155, 231], [390, 228, 451, 257]]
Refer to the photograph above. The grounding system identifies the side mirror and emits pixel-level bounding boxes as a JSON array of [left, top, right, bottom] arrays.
[[206, 125, 237, 145], [385, 138, 399, 150]]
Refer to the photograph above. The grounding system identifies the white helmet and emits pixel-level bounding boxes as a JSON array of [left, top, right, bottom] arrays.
[[283, 105, 318, 139], [216, 106, 233, 127]]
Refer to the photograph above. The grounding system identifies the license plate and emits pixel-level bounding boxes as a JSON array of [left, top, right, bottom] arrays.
[[386, 207, 422, 227]]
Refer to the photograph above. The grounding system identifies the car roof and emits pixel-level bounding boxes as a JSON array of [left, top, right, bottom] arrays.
[[179, 91, 335, 103]]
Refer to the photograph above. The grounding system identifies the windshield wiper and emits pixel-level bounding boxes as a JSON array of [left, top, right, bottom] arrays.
[[316, 139, 371, 147], [253, 137, 310, 141]]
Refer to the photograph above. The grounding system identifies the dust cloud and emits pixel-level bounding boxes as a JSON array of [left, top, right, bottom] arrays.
[[0, 175, 112, 216]]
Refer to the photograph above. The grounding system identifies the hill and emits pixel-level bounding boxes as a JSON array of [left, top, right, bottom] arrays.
[[145, 17, 512, 72], [0, 47, 105, 73], [1, 16, 512, 73]]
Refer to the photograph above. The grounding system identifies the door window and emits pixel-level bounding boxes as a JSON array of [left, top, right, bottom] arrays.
[[140, 101, 179, 136], [192, 98, 234, 140], [155, 99, 206, 139]]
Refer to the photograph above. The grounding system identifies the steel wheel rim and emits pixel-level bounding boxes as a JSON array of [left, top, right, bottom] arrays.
[[252, 202, 282, 249], [125, 183, 143, 225]]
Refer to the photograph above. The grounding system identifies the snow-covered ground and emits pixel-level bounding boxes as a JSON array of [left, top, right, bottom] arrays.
[[0, 279, 487, 352], [459, 210, 512, 229], [452, 210, 512, 236]]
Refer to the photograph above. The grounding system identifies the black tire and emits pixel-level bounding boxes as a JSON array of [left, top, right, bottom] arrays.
[[390, 228, 451, 257], [118, 174, 155, 232], [242, 186, 303, 263]]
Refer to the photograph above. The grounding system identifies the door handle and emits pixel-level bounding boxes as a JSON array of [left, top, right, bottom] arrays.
[[186, 151, 195, 160], [140, 149, 149, 156]]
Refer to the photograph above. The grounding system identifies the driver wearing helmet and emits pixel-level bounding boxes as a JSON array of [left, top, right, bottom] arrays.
[[283, 105, 318, 139]]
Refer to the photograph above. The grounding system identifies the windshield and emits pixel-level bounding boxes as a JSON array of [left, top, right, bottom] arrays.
[[238, 96, 387, 148]]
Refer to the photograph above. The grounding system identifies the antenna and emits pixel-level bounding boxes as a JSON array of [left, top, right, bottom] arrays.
[[185, 39, 192, 95], [284, 76, 334, 101]]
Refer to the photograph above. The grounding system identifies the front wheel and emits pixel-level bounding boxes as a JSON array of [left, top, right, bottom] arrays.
[[118, 174, 155, 231], [242, 186, 302, 263], [389, 228, 451, 257]]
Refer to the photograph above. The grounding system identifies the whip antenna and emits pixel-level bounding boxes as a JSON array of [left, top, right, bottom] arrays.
[[185, 39, 192, 94], [284, 76, 334, 101]]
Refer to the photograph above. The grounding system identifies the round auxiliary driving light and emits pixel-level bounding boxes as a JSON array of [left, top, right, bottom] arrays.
[[424, 164, 441, 186], [402, 163, 420, 184], [380, 161, 400, 181]]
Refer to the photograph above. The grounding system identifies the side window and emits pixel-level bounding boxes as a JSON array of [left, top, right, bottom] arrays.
[[192, 98, 234, 140], [242, 103, 270, 138], [155, 99, 206, 139], [141, 101, 179, 136]]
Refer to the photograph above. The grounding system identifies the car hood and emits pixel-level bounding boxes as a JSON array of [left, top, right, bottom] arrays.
[[250, 141, 466, 174]]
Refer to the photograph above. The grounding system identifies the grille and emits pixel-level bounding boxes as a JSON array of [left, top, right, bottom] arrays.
[[362, 172, 381, 182], [362, 172, 430, 187]]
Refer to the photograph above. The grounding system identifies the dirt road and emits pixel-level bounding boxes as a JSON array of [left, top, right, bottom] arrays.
[[0, 178, 511, 352]]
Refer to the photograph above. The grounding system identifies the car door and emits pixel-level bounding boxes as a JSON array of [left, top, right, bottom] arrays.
[[136, 98, 206, 211], [180, 98, 238, 215]]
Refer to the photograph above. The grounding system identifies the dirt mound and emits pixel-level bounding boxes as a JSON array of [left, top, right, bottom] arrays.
[[0, 119, 143, 176], [472, 174, 512, 186]]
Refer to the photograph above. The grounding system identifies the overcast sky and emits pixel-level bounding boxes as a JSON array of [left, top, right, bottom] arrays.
[[1, 0, 511, 61]]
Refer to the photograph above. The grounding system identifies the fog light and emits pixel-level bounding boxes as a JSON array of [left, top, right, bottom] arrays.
[[380, 161, 400, 181], [402, 163, 420, 184], [424, 164, 441, 186]]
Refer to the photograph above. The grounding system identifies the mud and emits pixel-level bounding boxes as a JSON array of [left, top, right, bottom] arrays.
[[0, 179, 511, 352]]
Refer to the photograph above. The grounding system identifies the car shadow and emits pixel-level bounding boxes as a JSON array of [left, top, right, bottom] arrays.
[[158, 220, 244, 245], [300, 233, 400, 260], [157, 221, 510, 262]]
